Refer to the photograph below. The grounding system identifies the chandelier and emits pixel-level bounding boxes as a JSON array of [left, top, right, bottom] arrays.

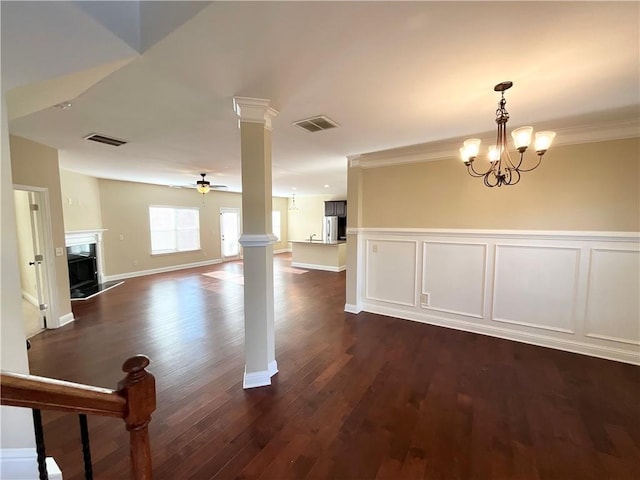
[[460, 81, 556, 187], [289, 193, 299, 211]]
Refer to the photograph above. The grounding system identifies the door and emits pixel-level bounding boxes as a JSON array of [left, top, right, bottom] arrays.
[[14, 190, 50, 335], [220, 208, 241, 260]]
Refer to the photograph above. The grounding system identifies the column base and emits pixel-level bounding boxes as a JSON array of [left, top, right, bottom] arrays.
[[242, 360, 278, 389]]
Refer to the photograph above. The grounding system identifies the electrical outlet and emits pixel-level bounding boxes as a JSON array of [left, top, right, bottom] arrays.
[[420, 293, 430, 307], [55, 247, 64, 257], [133, 260, 139, 266], [119, 234, 124, 241], [372, 244, 378, 253]]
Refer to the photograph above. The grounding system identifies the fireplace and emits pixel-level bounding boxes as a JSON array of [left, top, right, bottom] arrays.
[[67, 243, 98, 297], [65, 230, 109, 300]]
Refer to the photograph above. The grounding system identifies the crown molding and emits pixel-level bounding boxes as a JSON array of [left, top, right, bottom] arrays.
[[233, 96, 279, 130], [352, 106, 639, 170]]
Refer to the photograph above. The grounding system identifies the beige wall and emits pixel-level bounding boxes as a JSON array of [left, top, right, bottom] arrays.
[[288, 194, 345, 242], [361, 138, 639, 231], [98, 178, 290, 276], [10, 135, 72, 321], [60, 169, 103, 231], [14, 190, 37, 300]]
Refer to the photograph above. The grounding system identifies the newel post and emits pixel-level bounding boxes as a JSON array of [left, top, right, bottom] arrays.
[[118, 355, 156, 480]]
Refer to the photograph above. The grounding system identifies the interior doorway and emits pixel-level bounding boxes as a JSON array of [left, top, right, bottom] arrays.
[[220, 208, 241, 261], [13, 189, 53, 337]]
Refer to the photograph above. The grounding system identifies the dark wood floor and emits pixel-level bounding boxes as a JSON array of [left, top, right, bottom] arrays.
[[27, 253, 640, 479]]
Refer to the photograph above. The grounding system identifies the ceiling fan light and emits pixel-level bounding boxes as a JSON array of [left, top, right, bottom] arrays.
[[512, 126, 533, 150], [197, 184, 210, 194]]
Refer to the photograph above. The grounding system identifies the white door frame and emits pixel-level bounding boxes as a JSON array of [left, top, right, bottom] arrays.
[[219, 207, 241, 261], [13, 184, 60, 329]]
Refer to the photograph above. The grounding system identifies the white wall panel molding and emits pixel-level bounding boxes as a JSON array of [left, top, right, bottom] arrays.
[[584, 248, 640, 346], [365, 239, 417, 307], [420, 241, 487, 319], [350, 228, 639, 244], [354, 228, 640, 365], [492, 244, 580, 334]]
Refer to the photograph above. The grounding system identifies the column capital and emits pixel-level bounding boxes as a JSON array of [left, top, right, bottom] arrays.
[[233, 97, 279, 130]]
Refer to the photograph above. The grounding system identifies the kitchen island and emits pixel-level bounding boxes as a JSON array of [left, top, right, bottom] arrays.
[[290, 240, 347, 272]]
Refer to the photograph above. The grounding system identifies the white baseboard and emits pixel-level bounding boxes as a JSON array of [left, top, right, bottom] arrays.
[[104, 259, 223, 282], [268, 360, 278, 376], [21, 291, 38, 308], [274, 248, 292, 254], [344, 303, 362, 314], [243, 360, 279, 389], [363, 302, 640, 365], [56, 312, 74, 328], [291, 262, 346, 272], [0, 448, 62, 480]]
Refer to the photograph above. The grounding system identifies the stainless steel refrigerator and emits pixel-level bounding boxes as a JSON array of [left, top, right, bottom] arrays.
[[323, 216, 338, 242]]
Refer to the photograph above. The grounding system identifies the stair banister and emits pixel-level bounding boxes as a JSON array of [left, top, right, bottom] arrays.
[[1, 354, 156, 480]]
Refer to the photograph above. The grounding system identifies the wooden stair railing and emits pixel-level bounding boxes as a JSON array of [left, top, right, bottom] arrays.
[[1, 355, 156, 480]]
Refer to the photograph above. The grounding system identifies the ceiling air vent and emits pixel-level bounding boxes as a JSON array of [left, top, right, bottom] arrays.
[[84, 133, 128, 147], [293, 115, 339, 133]]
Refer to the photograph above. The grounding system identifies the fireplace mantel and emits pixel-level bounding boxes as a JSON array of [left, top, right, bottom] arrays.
[[65, 229, 107, 247]]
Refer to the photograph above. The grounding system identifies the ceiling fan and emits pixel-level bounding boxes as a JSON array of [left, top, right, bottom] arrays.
[[193, 173, 228, 194]]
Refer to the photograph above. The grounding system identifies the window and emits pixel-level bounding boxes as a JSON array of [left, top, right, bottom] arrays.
[[272, 211, 281, 241], [149, 206, 200, 254]]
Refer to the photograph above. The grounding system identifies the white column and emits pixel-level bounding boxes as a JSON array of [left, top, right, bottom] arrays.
[[233, 97, 279, 389]]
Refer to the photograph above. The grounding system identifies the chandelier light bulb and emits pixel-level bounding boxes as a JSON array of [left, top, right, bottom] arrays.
[[463, 138, 481, 158], [488, 145, 501, 163], [511, 126, 533, 151], [534, 131, 556, 153]]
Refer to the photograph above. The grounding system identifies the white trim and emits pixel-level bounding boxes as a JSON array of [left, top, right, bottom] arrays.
[[65, 229, 108, 246], [491, 244, 580, 334], [344, 303, 362, 314], [363, 303, 640, 366], [274, 247, 292, 254], [14, 186, 61, 329], [21, 291, 38, 307], [233, 97, 279, 130], [243, 367, 275, 389], [238, 233, 277, 247], [347, 227, 639, 243], [268, 360, 278, 377], [0, 449, 62, 480], [291, 261, 345, 272], [58, 312, 74, 327], [351, 112, 638, 169], [104, 259, 222, 282]]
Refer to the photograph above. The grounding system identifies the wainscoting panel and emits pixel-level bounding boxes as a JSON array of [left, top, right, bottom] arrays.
[[585, 249, 640, 345], [421, 242, 486, 318], [354, 228, 640, 365], [365, 239, 417, 307], [492, 245, 580, 333]]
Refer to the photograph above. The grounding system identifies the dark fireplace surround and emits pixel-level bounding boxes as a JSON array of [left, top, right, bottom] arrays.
[[67, 243, 99, 298]]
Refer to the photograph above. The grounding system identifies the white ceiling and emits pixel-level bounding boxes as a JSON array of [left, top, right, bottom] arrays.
[[3, 1, 639, 197]]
